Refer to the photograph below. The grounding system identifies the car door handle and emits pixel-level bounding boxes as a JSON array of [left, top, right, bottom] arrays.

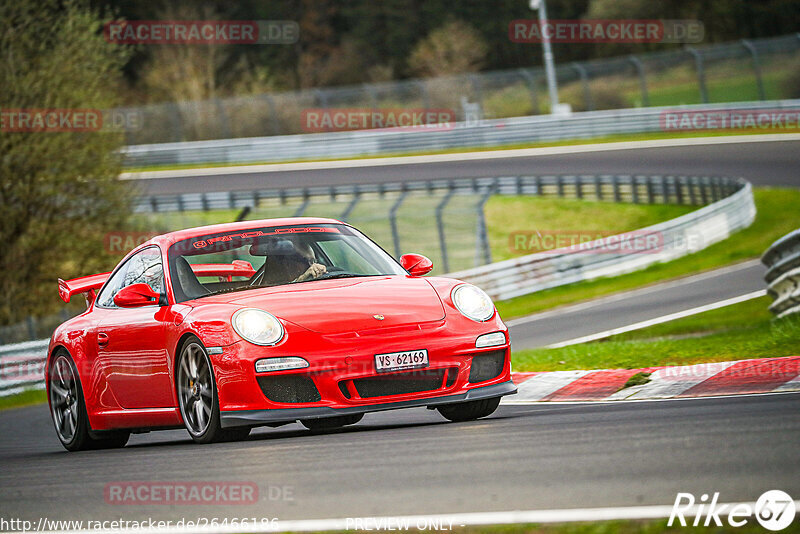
[[97, 332, 109, 347]]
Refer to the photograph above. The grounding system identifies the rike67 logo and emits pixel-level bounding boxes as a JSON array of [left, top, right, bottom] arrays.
[[669, 490, 796, 531]]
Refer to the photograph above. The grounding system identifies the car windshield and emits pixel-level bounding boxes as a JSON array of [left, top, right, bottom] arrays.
[[167, 223, 407, 302]]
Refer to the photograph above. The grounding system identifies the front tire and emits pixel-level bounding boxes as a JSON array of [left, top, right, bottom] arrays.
[[437, 396, 501, 422], [48, 350, 129, 451], [177, 336, 230, 444]]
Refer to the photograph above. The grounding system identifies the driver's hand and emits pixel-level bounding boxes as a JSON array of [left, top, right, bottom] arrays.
[[294, 263, 327, 282]]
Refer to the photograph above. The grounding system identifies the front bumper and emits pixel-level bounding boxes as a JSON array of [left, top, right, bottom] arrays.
[[220, 380, 516, 428], [209, 314, 514, 421]]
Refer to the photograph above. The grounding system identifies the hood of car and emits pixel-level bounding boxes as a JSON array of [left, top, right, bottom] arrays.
[[209, 276, 446, 334]]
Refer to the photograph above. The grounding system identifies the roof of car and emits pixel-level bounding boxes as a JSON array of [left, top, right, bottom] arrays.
[[145, 217, 346, 249]]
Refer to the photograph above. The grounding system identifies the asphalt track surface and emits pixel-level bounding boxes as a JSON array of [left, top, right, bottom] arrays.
[[0, 138, 798, 528], [1, 393, 798, 524], [131, 138, 800, 195], [508, 260, 766, 349]]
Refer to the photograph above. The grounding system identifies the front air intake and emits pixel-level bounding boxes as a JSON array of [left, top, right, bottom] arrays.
[[257, 375, 321, 403], [352, 369, 448, 398], [468, 350, 506, 383]]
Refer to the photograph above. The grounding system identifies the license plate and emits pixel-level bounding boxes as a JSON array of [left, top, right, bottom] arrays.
[[374, 349, 429, 373]]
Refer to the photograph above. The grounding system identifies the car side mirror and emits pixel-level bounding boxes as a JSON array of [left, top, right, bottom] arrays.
[[113, 283, 161, 308], [400, 254, 433, 276]]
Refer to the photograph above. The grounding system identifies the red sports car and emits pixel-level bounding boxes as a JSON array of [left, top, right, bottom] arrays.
[[47, 218, 516, 450]]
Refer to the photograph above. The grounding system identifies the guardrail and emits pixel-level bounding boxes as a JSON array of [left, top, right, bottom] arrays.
[[450, 176, 755, 300], [0, 174, 756, 396], [119, 33, 800, 145], [122, 99, 800, 167], [0, 340, 49, 396], [762, 229, 800, 318]]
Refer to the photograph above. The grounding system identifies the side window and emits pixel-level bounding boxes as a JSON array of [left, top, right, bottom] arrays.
[[96, 247, 164, 308]]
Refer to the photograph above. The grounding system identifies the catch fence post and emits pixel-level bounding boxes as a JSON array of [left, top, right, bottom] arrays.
[[686, 47, 709, 103], [436, 185, 456, 273], [390, 190, 409, 258]]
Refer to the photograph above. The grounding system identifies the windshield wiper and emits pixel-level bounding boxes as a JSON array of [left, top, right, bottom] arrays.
[[200, 284, 272, 298], [288, 272, 374, 284]]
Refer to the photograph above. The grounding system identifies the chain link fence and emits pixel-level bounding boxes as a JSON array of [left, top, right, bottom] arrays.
[[121, 34, 800, 145], [1, 173, 746, 345]]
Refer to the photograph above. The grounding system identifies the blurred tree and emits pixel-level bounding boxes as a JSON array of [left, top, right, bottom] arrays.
[[408, 19, 488, 77], [0, 0, 133, 325], [86, 0, 800, 98], [140, 3, 231, 103]]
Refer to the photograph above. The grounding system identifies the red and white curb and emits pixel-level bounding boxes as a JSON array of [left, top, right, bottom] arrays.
[[505, 356, 800, 403]]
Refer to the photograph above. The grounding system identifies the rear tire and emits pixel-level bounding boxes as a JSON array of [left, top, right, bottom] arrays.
[[48, 350, 130, 451], [301, 413, 363, 431], [437, 396, 501, 422]]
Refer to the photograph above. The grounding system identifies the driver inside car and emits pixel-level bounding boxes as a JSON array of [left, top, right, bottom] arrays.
[[251, 237, 327, 285], [286, 240, 327, 282]]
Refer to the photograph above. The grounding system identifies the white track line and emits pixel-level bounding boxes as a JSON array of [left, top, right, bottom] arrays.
[[502, 390, 800, 405], [43, 501, 800, 534], [121, 133, 800, 180], [506, 259, 762, 327], [546, 289, 766, 348]]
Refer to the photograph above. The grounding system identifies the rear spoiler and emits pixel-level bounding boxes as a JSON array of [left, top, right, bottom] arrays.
[[58, 273, 110, 304], [57, 261, 255, 305], [191, 260, 255, 281]]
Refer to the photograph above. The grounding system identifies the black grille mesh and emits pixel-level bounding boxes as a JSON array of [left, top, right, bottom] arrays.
[[257, 375, 321, 403], [352, 368, 449, 398], [468, 350, 506, 383]]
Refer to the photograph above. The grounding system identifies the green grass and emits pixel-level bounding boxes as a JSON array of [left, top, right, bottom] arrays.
[[486, 197, 694, 263], [621, 372, 652, 390], [496, 188, 800, 320], [511, 296, 799, 372], [0, 389, 47, 411], [613, 296, 773, 342]]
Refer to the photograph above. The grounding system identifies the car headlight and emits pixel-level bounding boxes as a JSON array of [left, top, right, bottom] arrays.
[[452, 284, 495, 322], [232, 308, 284, 346]]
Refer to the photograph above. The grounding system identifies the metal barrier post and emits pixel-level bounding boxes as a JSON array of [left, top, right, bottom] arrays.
[[436, 186, 456, 273], [390, 190, 409, 258], [294, 191, 311, 216], [169, 103, 184, 142], [518, 69, 540, 115], [686, 47, 709, 103], [572, 63, 593, 111], [629, 55, 650, 107], [475, 186, 495, 267], [340, 193, 361, 222], [260, 94, 282, 135], [214, 99, 231, 139], [741, 40, 766, 101]]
